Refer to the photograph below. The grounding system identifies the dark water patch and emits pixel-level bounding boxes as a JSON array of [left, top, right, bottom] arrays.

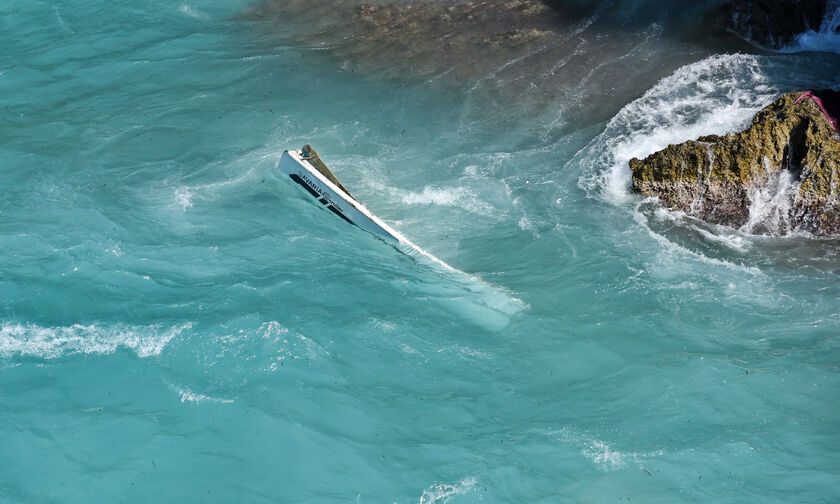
[[719, 0, 828, 49]]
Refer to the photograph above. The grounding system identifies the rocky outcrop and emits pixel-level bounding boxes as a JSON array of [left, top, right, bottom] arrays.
[[630, 90, 840, 236], [719, 0, 828, 49]]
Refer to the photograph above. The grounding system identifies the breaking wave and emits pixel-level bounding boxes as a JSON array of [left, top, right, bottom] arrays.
[[576, 53, 776, 205], [575, 50, 840, 250]]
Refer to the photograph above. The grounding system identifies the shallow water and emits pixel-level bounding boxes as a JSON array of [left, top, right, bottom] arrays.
[[1, 1, 840, 502]]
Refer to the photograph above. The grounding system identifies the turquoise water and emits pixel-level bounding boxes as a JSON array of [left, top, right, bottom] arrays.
[[2, 1, 840, 502]]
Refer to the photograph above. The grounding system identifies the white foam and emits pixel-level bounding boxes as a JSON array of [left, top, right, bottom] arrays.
[[170, 152, 265, 201], [243, 321, 329, 370], [369, 317, 398, 332], [632, 205, 764, 276], [741, 170, 799, 235], [105, 243, 124, 256], [582, 439, 628, 471], [396, 185, 495, 216], [544, 427, 664, 472], [175, 187, 193, 210], [517, 214, 538, 236], [692, 226, 753, 253], [398, 343, 421, 356], [178, 4, 207, 20], [0, 322, 191, 359], [175, 386, 234, 404], [418, 477, 477, 504], [653, 207, 753, 252]]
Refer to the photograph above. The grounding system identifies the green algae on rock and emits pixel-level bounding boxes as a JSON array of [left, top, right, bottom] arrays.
[[630, 90, 840, 236]]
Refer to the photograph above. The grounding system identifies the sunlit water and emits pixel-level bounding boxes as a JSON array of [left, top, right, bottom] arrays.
[[1, 1, 839, 502]]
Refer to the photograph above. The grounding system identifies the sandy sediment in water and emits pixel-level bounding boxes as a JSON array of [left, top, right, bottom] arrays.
[[239, 0, 731, 132], [241, 0, 566, 81]]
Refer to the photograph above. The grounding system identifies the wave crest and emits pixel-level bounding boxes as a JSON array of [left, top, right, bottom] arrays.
[[577, 53, 776, 204]]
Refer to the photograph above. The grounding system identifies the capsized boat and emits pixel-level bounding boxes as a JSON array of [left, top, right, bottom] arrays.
[[278, 145, 454, 270], [277, 144, 528, 329]]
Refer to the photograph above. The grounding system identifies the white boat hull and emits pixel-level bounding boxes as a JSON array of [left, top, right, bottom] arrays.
[[279, 150, 403, 244]]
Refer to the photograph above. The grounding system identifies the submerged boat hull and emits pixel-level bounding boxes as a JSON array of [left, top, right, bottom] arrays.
[[278, 149, 527, 327]]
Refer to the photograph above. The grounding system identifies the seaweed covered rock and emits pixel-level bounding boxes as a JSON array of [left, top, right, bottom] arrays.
[[719, 0, 828, 49], [629, 90, 840, 236]]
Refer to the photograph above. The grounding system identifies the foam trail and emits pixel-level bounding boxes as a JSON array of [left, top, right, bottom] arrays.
[[174, 386, 235, 404], [0, 322, 192, 359], [633, 203, 764, 276]]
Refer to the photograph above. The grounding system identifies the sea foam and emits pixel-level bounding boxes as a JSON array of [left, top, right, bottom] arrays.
[[418, 477, 478, 504], [0, 321, 191, 359], [175, 385, 235, 404]]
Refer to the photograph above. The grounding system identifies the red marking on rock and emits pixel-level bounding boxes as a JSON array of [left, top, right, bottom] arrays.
[[794, 90, 840, 132]]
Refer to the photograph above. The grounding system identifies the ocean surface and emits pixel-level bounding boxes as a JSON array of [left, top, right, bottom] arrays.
[[2, 0, 840, 502]]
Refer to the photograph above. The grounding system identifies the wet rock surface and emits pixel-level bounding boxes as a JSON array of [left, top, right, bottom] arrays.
[[718, 0, 828, 49], [630, 90, 840, 236]]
